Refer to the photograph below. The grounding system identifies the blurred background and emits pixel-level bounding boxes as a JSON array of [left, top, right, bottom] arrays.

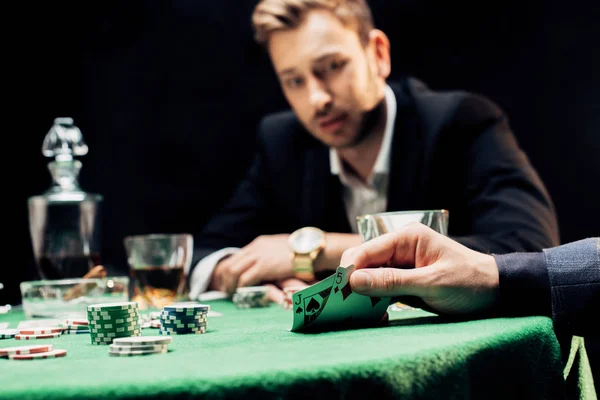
[[3, 0, 599, 378]]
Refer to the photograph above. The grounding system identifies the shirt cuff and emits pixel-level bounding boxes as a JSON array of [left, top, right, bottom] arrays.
[[493, 252, 551, 318], [188, 247, 240, 300]]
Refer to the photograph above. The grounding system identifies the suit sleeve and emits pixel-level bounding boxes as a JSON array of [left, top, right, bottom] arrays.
[[494, 237, 599, 337], [543, 237, 600, 337], [448, 94, 560, 253]]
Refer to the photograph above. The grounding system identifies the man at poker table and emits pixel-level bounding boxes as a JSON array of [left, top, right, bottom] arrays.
[[187, 0, 559, 300]]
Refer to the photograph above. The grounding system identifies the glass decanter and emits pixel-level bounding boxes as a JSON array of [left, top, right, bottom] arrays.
[[27, 117, 103, 280]]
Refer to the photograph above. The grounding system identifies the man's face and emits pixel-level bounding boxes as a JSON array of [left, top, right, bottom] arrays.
[[268, 9, 387, 149]]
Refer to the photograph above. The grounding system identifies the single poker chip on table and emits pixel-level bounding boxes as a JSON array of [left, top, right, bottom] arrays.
[[0, 329, 18, 339], [9, 349, 67, 360], [18, 327, 63, 335], [109, 348, 168, 357], [112, 336, 172, 346], [15, 332, 61, 340], [0, 344, 54, 357], [109, 344, 168, 352]]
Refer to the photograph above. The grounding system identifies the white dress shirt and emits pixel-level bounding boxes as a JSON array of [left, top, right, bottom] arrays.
[[188, 85, 397, 299]]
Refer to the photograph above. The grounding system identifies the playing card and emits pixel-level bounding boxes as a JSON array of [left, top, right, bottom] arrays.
[[324, 264, 391, 326], [290, 274, 336, 332], [290, 265, 392, 332]]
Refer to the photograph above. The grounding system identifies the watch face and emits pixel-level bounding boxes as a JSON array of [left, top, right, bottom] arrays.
[[290, 227, 324, 254]]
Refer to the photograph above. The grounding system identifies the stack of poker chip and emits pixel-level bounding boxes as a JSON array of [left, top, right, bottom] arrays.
[[60, 319, 91, 335], [0, 344, 67, 360], [281, 286, 303, 310], [109, 336, 171, 357], [86, 302, 141, 345], [159, 304, 208, 335], [232, 286, 270, 308]]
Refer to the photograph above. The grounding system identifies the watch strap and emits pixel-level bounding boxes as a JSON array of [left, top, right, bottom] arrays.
[[293, 254, 316, 281]]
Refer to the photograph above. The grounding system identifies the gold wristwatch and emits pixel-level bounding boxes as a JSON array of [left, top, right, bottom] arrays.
[[288, 227, 326, 282]]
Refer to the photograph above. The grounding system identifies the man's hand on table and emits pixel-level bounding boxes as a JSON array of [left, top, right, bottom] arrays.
[[209, 232, 364, 295], [211, 234, 295, 294], [340, 223, 500, 315]]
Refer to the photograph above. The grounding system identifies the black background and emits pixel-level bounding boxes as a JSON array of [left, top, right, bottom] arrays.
[[3, 0, 599, 381]]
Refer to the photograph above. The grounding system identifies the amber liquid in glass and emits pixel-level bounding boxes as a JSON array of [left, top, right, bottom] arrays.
[[130, 266, 187, 309]]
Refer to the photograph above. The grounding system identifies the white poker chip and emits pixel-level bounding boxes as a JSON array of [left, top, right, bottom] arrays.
[[9, 349, 67, 360], [0, 329, 18, 339], [18, 327, 63, 335], [0, 344, 54, 357], [109, 344, 168, 352], [109, 348, 168, 356], [112, 336, 172, 346]]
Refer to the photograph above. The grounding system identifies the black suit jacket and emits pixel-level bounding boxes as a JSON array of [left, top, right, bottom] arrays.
[[192, 77, 560, 269], [494, 237, 599, 338]]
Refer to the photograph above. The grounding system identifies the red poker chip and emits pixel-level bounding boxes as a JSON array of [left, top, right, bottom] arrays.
[[18, 327, 63, 335], [9, 349, 67, 360], [15, 332, 62, 340], [0, 344, 54, 357]]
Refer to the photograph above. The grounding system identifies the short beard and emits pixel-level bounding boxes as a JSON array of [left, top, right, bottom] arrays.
[[338, 97, 385, 149]]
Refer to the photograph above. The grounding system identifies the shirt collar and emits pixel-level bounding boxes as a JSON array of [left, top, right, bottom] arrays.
[[330, 84, 397, 184]]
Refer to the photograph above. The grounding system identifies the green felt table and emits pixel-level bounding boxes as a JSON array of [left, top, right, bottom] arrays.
[[0, 300, 595, 400]]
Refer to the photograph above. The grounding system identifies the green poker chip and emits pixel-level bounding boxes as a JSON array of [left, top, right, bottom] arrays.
[[87, 302, 138, 312]]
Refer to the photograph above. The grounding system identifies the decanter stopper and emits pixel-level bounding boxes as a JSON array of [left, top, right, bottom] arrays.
[[42, 117, 88, 161], [42, 118, 88, 195]]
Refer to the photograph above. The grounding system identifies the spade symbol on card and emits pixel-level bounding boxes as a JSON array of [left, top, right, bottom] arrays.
[[306, 297, 320, 314], [370, 296, 382, 307], [341, 283, 353, 301], [296, 306, 303, 314]]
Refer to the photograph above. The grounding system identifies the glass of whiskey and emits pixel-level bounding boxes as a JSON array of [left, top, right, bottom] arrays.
[[124, 233, 193, 310]]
